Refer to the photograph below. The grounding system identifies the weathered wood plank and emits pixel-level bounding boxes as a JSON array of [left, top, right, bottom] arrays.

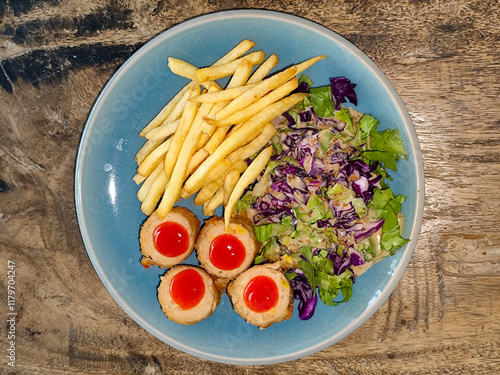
[[0, 0, 499, 373]]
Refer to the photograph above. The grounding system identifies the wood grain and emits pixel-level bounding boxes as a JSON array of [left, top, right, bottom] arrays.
[[1, 0, 499, 374]]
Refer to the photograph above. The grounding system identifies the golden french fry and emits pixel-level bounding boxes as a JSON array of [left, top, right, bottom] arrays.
[[163, 86, 201, 178], [144, 119, 179, 141], [196, 130, 212, 150], [203, 188, 224, 216], [225, 57, 254, 87], [141, 171, 168, 216], [189, 82, 257, 103], [194, 51, 266, 82], [196, 58, 254, 151], [206, 77, 298, 127], [295, 55, 327, 75], [186, 148, 210, 177], [194, 179, 223, 206], [167, 57, 199, 81], [157, 93, 216, 218], [223, 168, 241, 206], [224, 146, 274, 229], [194, 160, 247, 206], [164, 87, 195, 123], [139, 82, 195, 137], [213, 39, 255, 66], [214, 65, 297, 121], [137, 137, 173, 177], [135, 138, 165, 165], [167, 39, 254, 84], [203, 125, 232, 154], [204, 158, 233, 187], [137, 162, 164, 202], [167, 57, 222, 88], [247, 53, 279, 83], [183, 93, 307, 195], [227, 123, 277, 163], [133, 173, 146, 185]]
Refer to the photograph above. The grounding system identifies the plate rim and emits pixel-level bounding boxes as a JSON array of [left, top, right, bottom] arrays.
[[74, 8, 425, 365]]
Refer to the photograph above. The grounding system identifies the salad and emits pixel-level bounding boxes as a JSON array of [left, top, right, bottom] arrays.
[[237, 75, 409, 320]]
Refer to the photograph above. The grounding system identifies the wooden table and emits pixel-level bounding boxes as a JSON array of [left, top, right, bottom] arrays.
[[1, 1, 498, 373]]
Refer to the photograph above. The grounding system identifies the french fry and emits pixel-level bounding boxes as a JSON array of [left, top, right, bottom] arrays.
[[194, 179, 223, 206], [247, 53, 279, 84], [137, 162, 164, 202], [223, 168, 241, 206], [203, 158, 233, 187], [137, 137, 173, 177], [163, 86, 201, 178], [188, 158, 232, 204], [141, 170, 168, 216], [185, 148, 210, 177], [166, 39, 255, 86], [227, 123, 277, 163], [167, 57, 199, 82], [212, 39, 255, 66], [194, 51, 266, 82], [205, 77, 299, 127], [193, 159, 247, 206], [183, 93, 307, 195], [196, 131, 212, 150], [144, 119, 179, 141], [157, 91, 216, 218], [203, 125, 232, 154], [224, 146, 274, 230], [197, 58, 254, 151], [133, 173, 146, 185], [295, 55, 327, 75], [203, 188, 224, 216], [214, 65, 297, 121], [163, 87, 196, 123], [139, 82, 195, 137], [188, 82, 257, 103], [224, 57, 254, 87], [135, 138, 165, 165]]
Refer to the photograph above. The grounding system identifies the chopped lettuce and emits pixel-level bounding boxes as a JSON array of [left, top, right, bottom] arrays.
[[369, 188, 409, 254]]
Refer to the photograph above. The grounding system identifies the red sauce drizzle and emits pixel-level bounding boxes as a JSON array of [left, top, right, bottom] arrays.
[[153, 221, 189, 257], [169, 269, 205, 310], [209, 234, 246, 271], [243, 275, 279, 313]]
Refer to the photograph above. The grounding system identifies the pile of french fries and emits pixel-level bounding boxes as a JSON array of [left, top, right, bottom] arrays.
[[133, 39, 325, 229]]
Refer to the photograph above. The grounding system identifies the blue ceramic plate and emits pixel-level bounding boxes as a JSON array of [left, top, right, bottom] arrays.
[[75, 10, 424, 365]]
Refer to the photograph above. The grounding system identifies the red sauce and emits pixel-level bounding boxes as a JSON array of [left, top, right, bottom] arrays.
[[209, 234, 246, 271], [153, 221, 189, 257], [169, 268, 205, 310], [243, 275, 279, 313]]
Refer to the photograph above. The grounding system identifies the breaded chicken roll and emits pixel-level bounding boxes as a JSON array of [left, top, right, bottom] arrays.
[[195, 215, 259, 283], [140, 207, 200, 269], [227, 264, 294, 329], [158, 265, 219, 325]]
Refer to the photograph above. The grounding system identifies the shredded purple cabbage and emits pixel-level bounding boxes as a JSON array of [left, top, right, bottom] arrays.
[[330, 77, 357, 111], [288, 270, 317, 320]]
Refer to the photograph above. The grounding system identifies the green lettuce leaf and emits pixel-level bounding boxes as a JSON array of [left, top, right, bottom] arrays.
[[369, 188, 409, 254]]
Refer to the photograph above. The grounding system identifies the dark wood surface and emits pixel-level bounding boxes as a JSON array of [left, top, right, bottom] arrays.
[[1, 1, 499, 374]]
